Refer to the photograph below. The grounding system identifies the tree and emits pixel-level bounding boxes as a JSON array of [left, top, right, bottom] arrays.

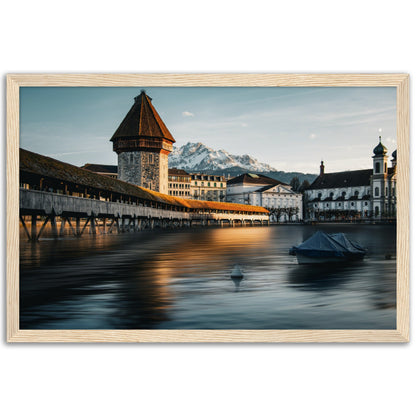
[[290, 176, 300, 192], [299, 180, 310, 193]]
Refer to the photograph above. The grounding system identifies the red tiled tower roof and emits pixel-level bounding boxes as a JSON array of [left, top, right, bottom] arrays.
[[110, 90, 175, 143]]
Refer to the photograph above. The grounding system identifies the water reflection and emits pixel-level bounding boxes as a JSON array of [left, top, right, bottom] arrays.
[[287, 263, 360, 292], [20, 224, 396, 329]]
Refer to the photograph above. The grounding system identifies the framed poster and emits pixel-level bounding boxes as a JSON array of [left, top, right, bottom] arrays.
[[7, 74, 409, 342]]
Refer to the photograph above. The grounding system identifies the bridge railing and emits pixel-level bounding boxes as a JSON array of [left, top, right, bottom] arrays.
[[20, 189, 269, 222], [20, 189, 188, 219]]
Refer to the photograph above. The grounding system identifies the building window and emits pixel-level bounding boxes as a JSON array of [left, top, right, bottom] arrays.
[[386, 187, 388, 197], [375, 187, 379, 197], [375, 206, 379, 216], [375, 162, 380, 173], [384, 163, 387, 173], [365, 202, 368, 206]]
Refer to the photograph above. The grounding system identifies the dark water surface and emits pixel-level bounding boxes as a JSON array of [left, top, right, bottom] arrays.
[[20, 224, 396, 329]]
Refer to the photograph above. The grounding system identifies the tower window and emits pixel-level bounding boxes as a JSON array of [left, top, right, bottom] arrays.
[[375, 162, 380, 173], [375, 187, 379, 197], [384, 163, 387, 173]]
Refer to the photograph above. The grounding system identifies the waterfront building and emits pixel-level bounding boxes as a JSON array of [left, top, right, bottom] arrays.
[[190, 173, 227, 201], [226, 173, 303, 222], [80, 163, 118, 179], [304, 137, 397, 221], [168, 168, 191, 198], [110, 90, 175, 193]]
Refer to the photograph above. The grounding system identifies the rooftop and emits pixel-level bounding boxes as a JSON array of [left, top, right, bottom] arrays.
[[110, 90, 175, 143], [307, 169, 373, 190], [81, 164, 118, 174], [227, 173, 288, 186]]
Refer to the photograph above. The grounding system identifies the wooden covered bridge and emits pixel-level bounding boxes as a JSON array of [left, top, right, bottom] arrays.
[[20, 149, 270, 241]]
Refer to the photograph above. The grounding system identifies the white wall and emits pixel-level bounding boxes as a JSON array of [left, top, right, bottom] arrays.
[[1, 3, 415, 416]]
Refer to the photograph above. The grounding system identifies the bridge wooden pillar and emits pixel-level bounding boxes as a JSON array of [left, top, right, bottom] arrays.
[[50, 214, 58, 238], [60, 217, 66, 236], [90, 216, 96, 234], [76, 217, 81, 235], [31, 214, 37, 240]]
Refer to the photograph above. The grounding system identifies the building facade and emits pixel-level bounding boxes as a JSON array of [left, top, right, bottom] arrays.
[[168, 168, 191, 198], [110, 90, 175, 194], [305, 138, 397, 221], [190, 173, 226, 201], [226, 173, 303, 222]]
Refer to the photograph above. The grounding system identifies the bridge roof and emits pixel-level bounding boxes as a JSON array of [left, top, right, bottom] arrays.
[[20, 148, 268, 214], [110, 90, 175, 143]]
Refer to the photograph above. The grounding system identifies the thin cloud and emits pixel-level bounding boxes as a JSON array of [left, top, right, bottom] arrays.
[[182, 111, 194, 117], [309, 133, 317, 139]]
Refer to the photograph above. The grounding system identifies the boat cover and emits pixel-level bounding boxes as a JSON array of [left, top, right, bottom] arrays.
[[290, 231, 365, 258], [330, 233, 366, 255]]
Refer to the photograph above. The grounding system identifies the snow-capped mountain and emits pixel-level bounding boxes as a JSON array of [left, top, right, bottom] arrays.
[[169, 142, 278, 172]]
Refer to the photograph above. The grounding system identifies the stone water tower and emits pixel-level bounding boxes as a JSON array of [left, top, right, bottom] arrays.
[[110, 90, 175, 194]]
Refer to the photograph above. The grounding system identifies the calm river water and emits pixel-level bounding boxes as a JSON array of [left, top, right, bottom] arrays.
[[20, 224, 396, 330]]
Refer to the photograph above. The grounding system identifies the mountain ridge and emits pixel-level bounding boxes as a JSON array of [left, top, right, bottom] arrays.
[[169, 142, 317, 185]]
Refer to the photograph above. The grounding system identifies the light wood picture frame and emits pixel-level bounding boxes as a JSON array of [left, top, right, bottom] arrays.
[[7, 73, 409, 343]]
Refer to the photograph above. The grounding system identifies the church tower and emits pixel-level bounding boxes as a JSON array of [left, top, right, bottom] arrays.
[[372, 136, 388, 218], [110, 91, 175, 194]]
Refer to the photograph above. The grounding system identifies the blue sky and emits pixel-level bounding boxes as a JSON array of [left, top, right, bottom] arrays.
[[20, 86, 397, 174]]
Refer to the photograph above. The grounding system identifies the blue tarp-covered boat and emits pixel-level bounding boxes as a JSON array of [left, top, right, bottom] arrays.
[[289, 231, 367, 264]]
